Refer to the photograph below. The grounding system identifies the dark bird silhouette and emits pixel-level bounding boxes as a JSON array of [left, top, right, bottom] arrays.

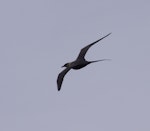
[[57, 33, 111, 91]]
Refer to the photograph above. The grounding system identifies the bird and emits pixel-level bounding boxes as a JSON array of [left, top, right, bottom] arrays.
[[57, 33, 111, 91]]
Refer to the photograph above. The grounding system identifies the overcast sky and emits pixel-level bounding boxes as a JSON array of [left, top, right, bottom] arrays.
[[0, 0, 150, 131]]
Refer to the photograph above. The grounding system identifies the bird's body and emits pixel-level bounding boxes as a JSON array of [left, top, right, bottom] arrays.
[[57, 33, 111, 91], [64, 59, 90, 69]]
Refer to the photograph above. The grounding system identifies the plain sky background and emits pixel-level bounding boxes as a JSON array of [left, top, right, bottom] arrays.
[[0, 0, 150, 131]]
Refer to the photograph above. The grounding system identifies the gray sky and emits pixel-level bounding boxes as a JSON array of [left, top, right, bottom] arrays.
[[0, 0, 150, 131]]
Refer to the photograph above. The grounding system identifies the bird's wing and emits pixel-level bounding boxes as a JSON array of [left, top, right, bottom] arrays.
[[76, 33, 111, 60], [57, 67, 71, 91]]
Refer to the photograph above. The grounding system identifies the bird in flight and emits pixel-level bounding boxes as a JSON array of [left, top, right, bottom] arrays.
[[57, 33, 111, 91]]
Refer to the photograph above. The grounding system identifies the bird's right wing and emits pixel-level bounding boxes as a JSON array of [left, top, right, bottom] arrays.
[[57, 67, 71, 91], [76, 33, 111, 60]]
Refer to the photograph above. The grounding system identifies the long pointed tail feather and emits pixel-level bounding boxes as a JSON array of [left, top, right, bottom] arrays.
[[90, 59, 111, 63]]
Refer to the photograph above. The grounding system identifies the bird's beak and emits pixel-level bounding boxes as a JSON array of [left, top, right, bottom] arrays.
[[61, 65, 65, 68]]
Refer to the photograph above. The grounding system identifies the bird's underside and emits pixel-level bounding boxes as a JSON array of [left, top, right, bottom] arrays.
[[57, 33, 111, 91]]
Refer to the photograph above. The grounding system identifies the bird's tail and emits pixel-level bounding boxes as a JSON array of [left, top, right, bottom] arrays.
[[89, 59, 111, 63]]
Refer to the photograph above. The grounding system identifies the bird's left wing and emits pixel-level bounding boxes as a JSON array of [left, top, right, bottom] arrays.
[[57, 67, 71, 91], [76, 33, 111, 60]]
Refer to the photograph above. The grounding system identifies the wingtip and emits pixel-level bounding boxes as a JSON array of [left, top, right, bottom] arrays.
[[57, 86, 61, 91], [108, 32, 112, 36]]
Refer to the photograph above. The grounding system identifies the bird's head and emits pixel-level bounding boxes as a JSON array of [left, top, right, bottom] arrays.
[[62, 63, 69, 68]]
